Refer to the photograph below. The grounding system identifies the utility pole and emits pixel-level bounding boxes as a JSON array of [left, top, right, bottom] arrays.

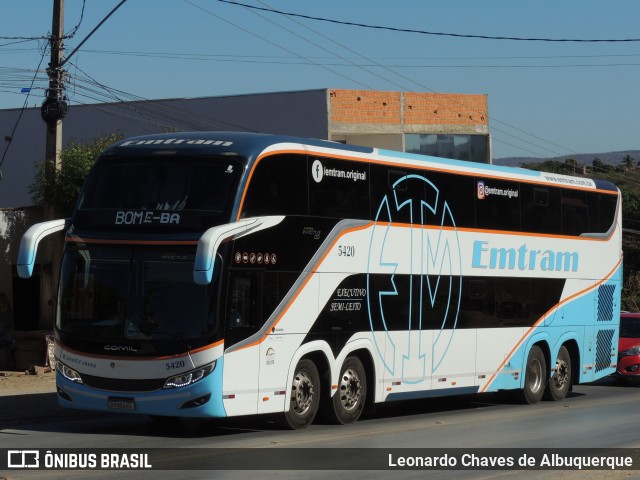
[[40, 0, 66, 331], [34, 0, 127, 331]]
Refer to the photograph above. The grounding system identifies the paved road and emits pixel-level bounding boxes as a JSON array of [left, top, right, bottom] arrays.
[[2, 377, 640, 479]]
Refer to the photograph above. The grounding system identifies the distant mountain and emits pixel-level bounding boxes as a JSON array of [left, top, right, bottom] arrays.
[[494, 150, 640, 168]]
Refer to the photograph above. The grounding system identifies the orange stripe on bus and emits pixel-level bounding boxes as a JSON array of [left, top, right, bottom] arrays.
[[377, 222, 618, 243], [233, 222, 373, 352], [66, 237, 198, 246]]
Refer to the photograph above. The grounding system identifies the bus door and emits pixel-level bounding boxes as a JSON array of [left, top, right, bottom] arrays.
[[223, 270, 263, 416], [223, 269, 289, 416]]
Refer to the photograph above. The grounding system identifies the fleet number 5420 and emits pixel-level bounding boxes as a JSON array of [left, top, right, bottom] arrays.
[[338, 245, 355, 257], [165, 360, 185, 370]]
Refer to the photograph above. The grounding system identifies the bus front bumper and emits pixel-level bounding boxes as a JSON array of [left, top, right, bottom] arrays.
[[55, 361, 226, 418]]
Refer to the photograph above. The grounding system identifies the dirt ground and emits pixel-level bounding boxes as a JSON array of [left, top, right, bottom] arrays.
[[0, 368, 95, 426], [0, 368, 56, 395]]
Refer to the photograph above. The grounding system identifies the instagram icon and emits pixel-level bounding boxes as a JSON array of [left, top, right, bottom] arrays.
[[477, 181, 485, 200]]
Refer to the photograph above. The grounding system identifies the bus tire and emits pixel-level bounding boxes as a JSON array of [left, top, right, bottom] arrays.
[[519, 345, 547, 404], [282, 359, 320, 429], [543, 346, 571, 401], [330, 356, 367, 424]]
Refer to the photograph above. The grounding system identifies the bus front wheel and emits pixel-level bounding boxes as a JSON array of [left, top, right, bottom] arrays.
[[543, 345, 572, 401], [329, 356, 367, 424], [282, 359, 320, 429]]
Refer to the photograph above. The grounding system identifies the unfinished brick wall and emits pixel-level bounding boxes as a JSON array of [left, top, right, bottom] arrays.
[[329, 89, 488, 126], [329, 90, 401, 124], [404, 92, 487, 126]]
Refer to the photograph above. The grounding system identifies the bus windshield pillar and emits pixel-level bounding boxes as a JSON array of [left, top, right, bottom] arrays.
[[194, 216, 285, 285]]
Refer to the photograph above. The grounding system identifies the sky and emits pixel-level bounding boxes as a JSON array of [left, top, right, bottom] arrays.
[[1, 0, 640, 160]]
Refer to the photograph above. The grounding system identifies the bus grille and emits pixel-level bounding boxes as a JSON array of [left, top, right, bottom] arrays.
[[79, 373, 166, 392], [595, 329, 615, 372], [597, 284, 616, 322]]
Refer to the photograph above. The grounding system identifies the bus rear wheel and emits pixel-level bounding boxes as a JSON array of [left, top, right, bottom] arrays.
[[282, 359, 320, 429], [329, 356, 367, 424], [518, 345, 547, 404], [543, 346, 571, 401]]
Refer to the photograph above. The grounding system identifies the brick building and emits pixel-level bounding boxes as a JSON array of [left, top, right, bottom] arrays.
[[328, 89, 489, 160]]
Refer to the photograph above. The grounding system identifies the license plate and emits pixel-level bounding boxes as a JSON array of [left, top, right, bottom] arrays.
[[108, 397, 136, 410]]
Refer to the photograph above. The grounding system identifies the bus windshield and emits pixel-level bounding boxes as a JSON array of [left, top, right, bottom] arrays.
[[57, 246, 221, 353], [75, 156, 242, 230]]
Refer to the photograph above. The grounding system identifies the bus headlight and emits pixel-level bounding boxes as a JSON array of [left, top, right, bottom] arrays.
[[163, 361, 216, 389], [58, 361, 83, 384]]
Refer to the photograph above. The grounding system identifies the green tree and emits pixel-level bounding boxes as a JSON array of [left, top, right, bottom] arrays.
[[622, 154, 636, 171], [592, 157, 611, 173], [521, 159, 568, 174], [622, 190, 640, 224], [29, 133, 123, 216], [561, 157, 580, 175]]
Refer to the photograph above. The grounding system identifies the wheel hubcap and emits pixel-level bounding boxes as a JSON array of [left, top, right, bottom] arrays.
[[553, 359, 569, 389], [291, 371, 314, 415], [339, 368, 361, 411], [528, 358, 543, 393]]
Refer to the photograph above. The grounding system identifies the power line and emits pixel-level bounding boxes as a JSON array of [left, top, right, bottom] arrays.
[[64, 0, 86, 38], [8, 47, 640, 62], [183, 0, 375, 90], [215, 0, 640, 43], [0, 36, 49, 41], [0, 44, 48, 178], [238, 0, 577, 159], [0, 38, 46, 48], [66, 61, 260, 132], [26, 49, 640, 69], [62, 0, 128, 67]]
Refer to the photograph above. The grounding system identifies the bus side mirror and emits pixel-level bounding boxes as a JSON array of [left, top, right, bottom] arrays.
[[193, 216, 285, 285], [17, 219, 70, 278]]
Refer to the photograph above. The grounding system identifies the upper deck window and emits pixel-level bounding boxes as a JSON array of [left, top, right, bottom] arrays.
[[241, 154, 308, 217], [76, 156, 242, 230], [80, 157, 240, 213]]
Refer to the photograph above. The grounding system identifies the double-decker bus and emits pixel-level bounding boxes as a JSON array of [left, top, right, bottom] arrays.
[[18, 132, 622, 428]]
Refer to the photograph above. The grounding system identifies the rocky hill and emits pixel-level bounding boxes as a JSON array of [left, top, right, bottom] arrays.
[[494, 150, 640, 168]]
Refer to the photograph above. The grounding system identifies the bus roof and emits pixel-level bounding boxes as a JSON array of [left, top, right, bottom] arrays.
[[102, 131, 619, 193], [103, 131, 374, 159]]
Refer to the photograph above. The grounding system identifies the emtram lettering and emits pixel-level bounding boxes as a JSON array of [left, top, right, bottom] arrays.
[[472, 240, 579, 272]]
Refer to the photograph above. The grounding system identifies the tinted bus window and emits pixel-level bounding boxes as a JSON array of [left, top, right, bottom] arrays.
[[427, 171, 475, 229], [475, 179, 521, 231], [521, 185, 561, 234], [80, 158, 239, 214], [370, 167, 474, 228], [308, 157, 369, 219], [598, 193, 618, 233], [561, 190, 589, 236], [226, 271, 262, 347], [241, 154, 308, 217]]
